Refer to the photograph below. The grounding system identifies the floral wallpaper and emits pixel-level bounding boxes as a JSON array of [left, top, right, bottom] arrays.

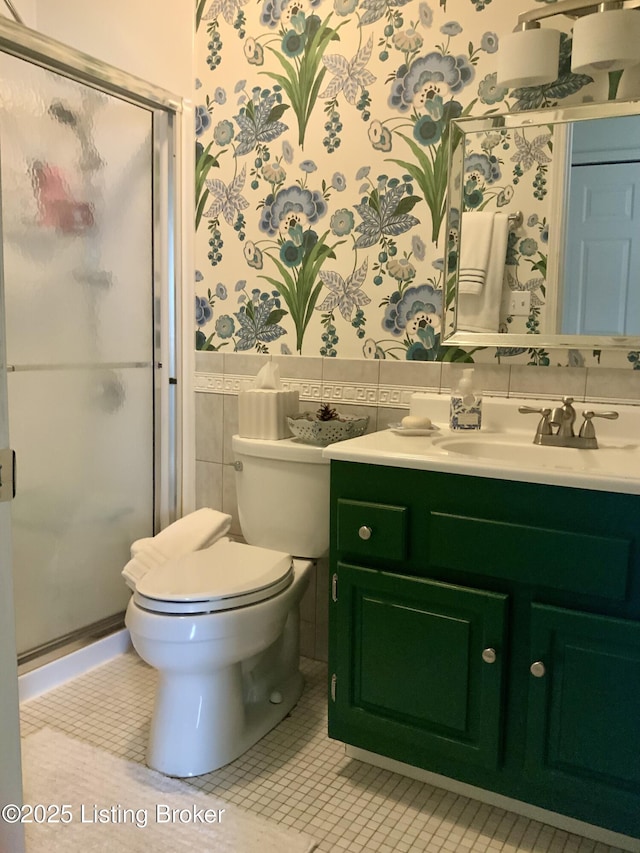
[[194, 0, 640, 370]]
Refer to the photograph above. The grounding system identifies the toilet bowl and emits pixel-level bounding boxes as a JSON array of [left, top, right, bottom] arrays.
[[125, 436, 329, 777], [126, 540, 312, 777]]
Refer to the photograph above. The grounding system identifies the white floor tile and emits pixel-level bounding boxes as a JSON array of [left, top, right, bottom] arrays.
[[19, 652, 628, 853]]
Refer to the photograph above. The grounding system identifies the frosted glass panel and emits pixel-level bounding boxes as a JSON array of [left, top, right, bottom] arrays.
[[0, 55, 156, 655], [9, 367, 153, 651], [0, 54, 153, 366]]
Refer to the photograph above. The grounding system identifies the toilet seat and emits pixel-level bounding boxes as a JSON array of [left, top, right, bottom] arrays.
[[133, 538, 293, 615]]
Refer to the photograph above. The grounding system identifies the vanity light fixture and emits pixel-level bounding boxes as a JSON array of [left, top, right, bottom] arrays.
[[496, 0, 640, 88]]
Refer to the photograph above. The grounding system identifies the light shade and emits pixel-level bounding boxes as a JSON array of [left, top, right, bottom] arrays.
[[496, 28, 561, 88], [571, 8, 640, 74]]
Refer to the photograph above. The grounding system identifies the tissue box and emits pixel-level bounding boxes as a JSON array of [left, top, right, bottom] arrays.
[[238, 389, 299, 440]]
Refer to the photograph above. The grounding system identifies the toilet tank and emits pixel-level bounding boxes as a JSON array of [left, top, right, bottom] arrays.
[[232, 435, 330, 557]]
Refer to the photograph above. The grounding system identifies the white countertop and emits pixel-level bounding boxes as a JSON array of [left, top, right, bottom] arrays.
[[322, 394, 640, 495]]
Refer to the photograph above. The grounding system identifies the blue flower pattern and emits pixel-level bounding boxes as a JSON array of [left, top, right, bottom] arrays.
[[193, 0, 636, 368]]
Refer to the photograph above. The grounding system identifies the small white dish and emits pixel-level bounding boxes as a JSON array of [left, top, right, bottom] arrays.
[[389, 423, 440, 436]]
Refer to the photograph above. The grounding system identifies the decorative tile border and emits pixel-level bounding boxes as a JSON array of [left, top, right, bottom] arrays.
[[195, 369, 640, 408], [377, 385, 419, 409], [195, 371, 428, 409]]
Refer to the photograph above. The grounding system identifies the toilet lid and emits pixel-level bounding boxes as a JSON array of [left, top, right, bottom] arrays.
[[134, 538, 293, 614]]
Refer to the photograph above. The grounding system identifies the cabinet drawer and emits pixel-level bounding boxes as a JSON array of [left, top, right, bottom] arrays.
[[336, 499, 408, 562], [429, 512, 631, 601]]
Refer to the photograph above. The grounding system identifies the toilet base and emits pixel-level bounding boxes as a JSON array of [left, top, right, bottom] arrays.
[[127, 560, 313, 778], [146, 667, 304, 778]]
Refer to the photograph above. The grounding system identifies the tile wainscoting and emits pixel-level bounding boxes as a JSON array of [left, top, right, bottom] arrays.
[[194, 351, 640, 662]]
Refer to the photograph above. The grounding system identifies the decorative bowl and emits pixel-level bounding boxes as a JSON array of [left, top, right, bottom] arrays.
[[287, 413, 369, 446]]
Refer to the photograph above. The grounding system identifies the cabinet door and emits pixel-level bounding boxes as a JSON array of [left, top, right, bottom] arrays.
[[330, 563, 508, 771], [526, 604, 640, 835]]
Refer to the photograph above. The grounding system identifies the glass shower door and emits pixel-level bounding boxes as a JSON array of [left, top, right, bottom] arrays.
[[0, 139, 24, 852], [0, 53, 157, 657]]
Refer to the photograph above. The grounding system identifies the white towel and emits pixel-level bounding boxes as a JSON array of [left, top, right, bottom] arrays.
[[458, 212, 496, 295], [456, 213, 509, 333], [122, 507, 232, 589]]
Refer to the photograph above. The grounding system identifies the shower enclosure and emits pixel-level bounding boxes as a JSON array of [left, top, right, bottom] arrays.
[[0, 17, 184, 665]]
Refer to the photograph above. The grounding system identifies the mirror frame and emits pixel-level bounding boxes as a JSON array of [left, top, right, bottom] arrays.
[[442, 97, 640, 351]]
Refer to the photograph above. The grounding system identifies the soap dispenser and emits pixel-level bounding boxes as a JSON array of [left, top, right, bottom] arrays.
[[450, 368, 482, 430]]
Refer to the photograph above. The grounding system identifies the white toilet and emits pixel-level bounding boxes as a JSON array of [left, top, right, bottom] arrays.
[[125, 435, 330, 778]]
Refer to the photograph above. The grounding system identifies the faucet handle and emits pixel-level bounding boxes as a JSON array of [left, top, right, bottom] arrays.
[[518, 406, 551, 415], [586, 410, 619, 420], [518, 406, 552, 437], [579, 409, 619, 439]]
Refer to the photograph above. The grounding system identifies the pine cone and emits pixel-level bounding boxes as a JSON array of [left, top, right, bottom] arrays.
[[316, 402, 339, 421]]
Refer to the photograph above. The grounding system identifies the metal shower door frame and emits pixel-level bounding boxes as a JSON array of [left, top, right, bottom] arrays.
[[0, 15, 186, 839], [0, 14, 186, 532], [0, 129, 24, 853]]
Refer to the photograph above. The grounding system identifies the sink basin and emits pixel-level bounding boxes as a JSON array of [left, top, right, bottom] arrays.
[[433, 434, 583, 469], [432, 432, 638, 474], [322, 394, 640, 495]]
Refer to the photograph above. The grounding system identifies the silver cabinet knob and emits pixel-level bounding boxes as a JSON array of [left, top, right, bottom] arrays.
[[530, 661, 546, 678], [358, 525, 372, 541], [482, 648, 497, 664]]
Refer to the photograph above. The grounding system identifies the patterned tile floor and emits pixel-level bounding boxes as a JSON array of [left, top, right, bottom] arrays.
[[20, 652, 628, 853]]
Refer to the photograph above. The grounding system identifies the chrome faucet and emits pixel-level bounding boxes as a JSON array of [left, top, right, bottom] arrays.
[[518, 396, 619, 449], [548, 396, 577, 438]]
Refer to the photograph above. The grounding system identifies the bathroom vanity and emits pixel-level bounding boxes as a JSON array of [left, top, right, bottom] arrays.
[[323, 397, 640, 843]]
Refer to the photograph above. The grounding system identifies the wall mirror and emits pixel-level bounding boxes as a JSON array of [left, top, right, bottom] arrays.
[[442, 98, 640, 350]]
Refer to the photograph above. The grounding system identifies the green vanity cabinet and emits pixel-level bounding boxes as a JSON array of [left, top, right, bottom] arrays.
[[328, 461, 640, 839], [525, 604, 640, 822], [333, 564, 508, 771]]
